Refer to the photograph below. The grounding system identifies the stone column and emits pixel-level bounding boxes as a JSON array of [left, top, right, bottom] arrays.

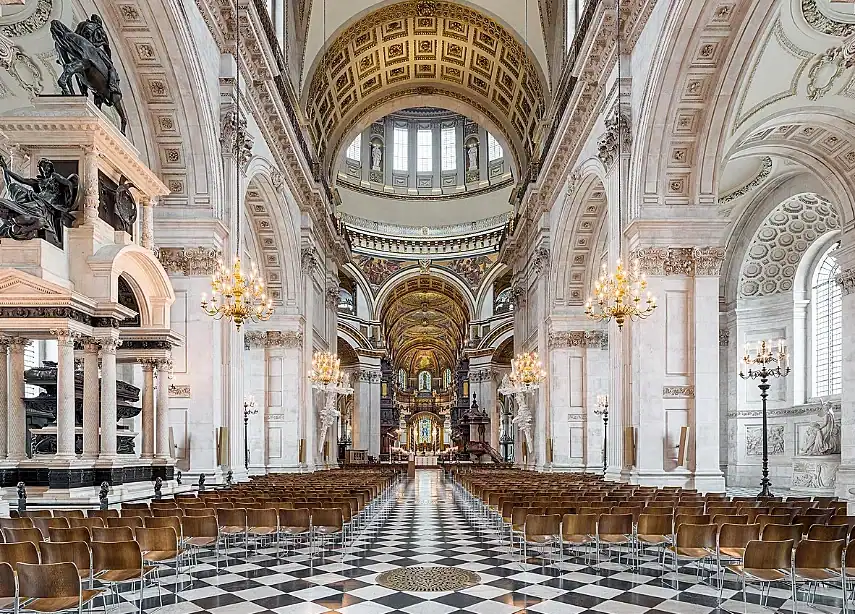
[[82, 146, 100, 225], [7, 338, 26, 461], [260, 329, 303, 471], [139, 359, 156, 459], [0, 337, 10, 461], [81, 338, 101, 459], [156, 359, 172, 459], [98, 338, 121, 459], [835, 244, 855, 505], [141, 197, 156, 250], [53, 330, 77, 459]]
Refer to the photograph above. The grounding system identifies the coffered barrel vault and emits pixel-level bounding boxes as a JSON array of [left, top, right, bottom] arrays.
[[302, 0, 548, 184]]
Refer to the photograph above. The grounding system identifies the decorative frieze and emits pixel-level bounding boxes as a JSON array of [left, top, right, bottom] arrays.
[[357, 369, 382, 383], [631, 246, 725, 277], [469, 368, 493, 382], [663, 385, 695, 398], [548, 330, 608, 350], [265, 331, 303, 348], [244, 331, 267, 350], [300, 247, 318, 272], [596, 104, 632, 169], [532, 247, 550, 276], [168, 384, 191, 398], [836, 268, 855, 295], [156, 247, 221, 276]]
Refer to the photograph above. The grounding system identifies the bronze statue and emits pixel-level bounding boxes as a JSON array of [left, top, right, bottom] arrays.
[[114, 175, 137, 234], [0, 155, 79, 242], [50, 18, 127, 134]]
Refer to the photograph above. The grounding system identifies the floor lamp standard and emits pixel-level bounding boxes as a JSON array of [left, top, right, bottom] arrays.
[[594, 394, 609, 476], [739, 340, 790, 498]]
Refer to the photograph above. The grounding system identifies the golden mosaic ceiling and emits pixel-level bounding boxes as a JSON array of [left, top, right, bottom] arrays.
[[381, 282, 469, 373], [303, 0, 547, 183]]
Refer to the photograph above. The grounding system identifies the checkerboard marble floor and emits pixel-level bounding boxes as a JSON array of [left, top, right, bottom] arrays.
[[109, 471, 844, 614]]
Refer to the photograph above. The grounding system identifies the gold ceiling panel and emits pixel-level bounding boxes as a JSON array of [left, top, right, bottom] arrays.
[[303, 0, 547, 183]]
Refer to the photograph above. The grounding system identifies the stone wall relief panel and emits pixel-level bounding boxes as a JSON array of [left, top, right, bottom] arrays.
[[745, 424, 785, 456]]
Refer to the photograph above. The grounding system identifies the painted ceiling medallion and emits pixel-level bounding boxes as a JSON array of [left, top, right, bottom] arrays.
[[801, 0, 855, 37], [0, 0, 53, 37]]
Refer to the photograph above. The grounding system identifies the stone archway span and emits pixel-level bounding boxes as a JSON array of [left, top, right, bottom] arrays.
[[373, 266, 475, 322]]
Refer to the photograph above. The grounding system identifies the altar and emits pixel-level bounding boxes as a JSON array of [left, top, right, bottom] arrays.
[[406, 411, 446, 454], [415, 454, 439, 467]]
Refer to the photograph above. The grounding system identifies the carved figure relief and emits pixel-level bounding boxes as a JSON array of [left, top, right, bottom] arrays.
[[798, 400, 841, 455], [746, 424, 785, 456], [371, 142, 382, 171]]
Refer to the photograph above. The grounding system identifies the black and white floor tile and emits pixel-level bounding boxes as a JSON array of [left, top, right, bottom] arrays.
[[108, 471, 843, 613]]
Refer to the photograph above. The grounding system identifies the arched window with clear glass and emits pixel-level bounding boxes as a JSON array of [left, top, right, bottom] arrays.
[[812, 244, 842, 397]]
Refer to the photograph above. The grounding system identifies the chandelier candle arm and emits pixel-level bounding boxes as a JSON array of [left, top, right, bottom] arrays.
[[585, 260, 656, 329]]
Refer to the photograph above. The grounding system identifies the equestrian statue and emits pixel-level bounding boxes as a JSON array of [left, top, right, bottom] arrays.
[[50, 15, 127, 134]]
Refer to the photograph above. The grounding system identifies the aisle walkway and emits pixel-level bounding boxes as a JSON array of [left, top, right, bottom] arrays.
[[135, 470, 839, 614]]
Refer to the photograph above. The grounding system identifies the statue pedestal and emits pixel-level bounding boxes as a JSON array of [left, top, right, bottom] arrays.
[[791, 455, 840, 494]]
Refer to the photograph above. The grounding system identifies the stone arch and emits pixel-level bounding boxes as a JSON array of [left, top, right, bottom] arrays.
[[337, 323, 372, 353], [373, 266, 476, 322], [478, 319, 513, 352], [88, 244, 175, 328], [550, 160, 608, 306], [473, 261, 510, 319], [300, 0, 548, 184], [244, 159, 302, 311]]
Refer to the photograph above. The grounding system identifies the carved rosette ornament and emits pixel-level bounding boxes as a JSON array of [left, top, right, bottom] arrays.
[[156, 247, 221, 276], [596, 104, 632, 169], [719, 330, 730, 347]]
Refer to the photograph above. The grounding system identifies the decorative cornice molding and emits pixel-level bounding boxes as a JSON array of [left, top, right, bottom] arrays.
[[718, 157, 772, 204], [357, 369, 382, 383], [836, 268, 855, 295], [630, 246, 725, 277], [469, 368, 493, 382], [663, 385, 695, 398], [156, 247, 221, 277], [548, 330, 608, 350], [730, 399, 841, 419]]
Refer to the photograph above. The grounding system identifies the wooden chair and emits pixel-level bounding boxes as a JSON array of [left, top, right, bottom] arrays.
[[0, 562, 14, 612], [667, 524, 716, 584], [183, 508, 215, 517], [278, 509, 310, 558], [561, 514, 598, 564], [523, 514, 561, 563], [3, 527, 43, 550], [91, 527, 134, 543], [153, 508, 184, 518], [843, 541, 855, 613], [636, 514, 673, 567], [143, 516, 183, 544], [712, 514, 748, 528], [32, 517, 69, 541], [806, 524, 849, 541], [761, 523, 803, 544], [122, 508, 152, 518], [68, 518, 104, 531], [136, 526, 184, 585], [310, 508, 343, 559], [0, 518, 33, 530], [724, 540, 794, 608], [87, 509, 119, 520], [107, 516, 144, 531], [0, 541, 39, 572], [48, 527, 91, 545], [216, 509, 247, 553], [792, 538, 844, 610], [39, 540, 93, 584], [181, 515, 220, 574], [17, 561, 103, 613], [121, 503, 150, 512], [716, 523, 761, 596], [247, 509, 278, 556], [91, 540, 158, 614], [597, 513, 634, 565], [21, 510, 52, 518], [52, 510, 85, 519]]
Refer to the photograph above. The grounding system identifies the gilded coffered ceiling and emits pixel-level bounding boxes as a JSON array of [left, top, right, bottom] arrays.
[[380, 276, 470, 373], [302, 1, 548, 185]]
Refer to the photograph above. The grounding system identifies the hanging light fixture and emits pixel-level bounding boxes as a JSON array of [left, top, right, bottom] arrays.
[[584, 1, 655, 330], [200, 4, 273, 330]]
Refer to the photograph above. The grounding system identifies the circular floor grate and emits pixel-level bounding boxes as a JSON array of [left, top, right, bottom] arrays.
[[376, 566, 481, 592]]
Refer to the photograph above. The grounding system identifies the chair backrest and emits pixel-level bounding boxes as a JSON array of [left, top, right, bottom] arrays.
[[761, 523, 803, 543], [216, 508, 247, 528], [744, 539, 794, 570], [247, 508, 278, 528], [0, 562, 13, 600], [136, 527, 178, 554], [181, 515, 218, 540], [675, 514, 711, 529], [183, 508, 215, 517], [279, 508, 310, 529], [48, 527, 91, 545], [91, 526, 134, 542], [794, 538, 844, 571], [69, 518, 104, 530], [828, 515, 855, 529], [0, 541, 39, 571], [806, 524, 849, 541], [153, 507, 184, 517], [21, 510, 52, 518], [32, 517, 69, 539], [0, 517, 33, 530], [17, 562, 82, 600], [92, 540, 142, 574], [311, 508, 343, 528], [675, 523, 716, 549], [122, 508, 152, 518], [637, 514, 673, 536], [150, 501, 178, 509], [88, 509, 119, 519], [598, 513, 633, 536], [712, 514, 748, 528], [718, 523, 761, 549], [3, 527, 43, 547], [143, 515, 182, 538], [562, 513, 598, 537], [107, 516, 144, 530], [39, 540, 91, 573], [524, 514, 561, 538], [121, 503, 150, 511], [53, 510, 85, 519]]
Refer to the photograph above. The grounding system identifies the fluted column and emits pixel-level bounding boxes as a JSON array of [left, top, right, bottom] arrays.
[[53, 330, 77, 459], [98, 338, 121, 459], [0, 337, 10, 461], [82, 339, 100, 459], [7, 338, 27, 460], [156, 359, 171, 459], [82, 146, 100, 225], [139, 359, 156, 459]]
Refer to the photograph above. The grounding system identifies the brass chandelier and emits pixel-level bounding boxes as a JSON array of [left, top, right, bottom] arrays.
[[585, 260, 656, 329], [200, 4, 273, 330]]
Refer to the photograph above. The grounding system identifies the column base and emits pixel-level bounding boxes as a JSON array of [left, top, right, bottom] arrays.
[[629, 467, 694, 488], [605, 466, 631, 483], [693, 471, 727, 493], [835, 464, 855, 512]]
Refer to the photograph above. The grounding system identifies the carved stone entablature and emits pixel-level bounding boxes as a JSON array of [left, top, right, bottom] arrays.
[[631, 246, 725, 277], [548, 330, 608, 350], [663, 386, 695, 398], [532, 247, 550, 276], [469, 368, 492, 382], [836, 268, 855, 295], [156, 247, 221, 276], [729, 399, 841, 419], [358, 369, 382, 383], [264, 331, 303, 348], [719, 330, 730, 347], [244, 331, 266, 350], [301, 247, 319, 273], [168, 384, 191, 398], [596, 104, 632, 169]]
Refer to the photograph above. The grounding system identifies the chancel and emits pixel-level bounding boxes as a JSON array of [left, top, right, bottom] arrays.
[[0, 0, 851, 612]]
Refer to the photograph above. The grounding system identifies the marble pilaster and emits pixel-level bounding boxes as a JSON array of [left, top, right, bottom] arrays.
[[81, 338, 101, 459], [53, 330, 77, 459], [0, 337, 10, 461], [7, 338, 26, 461], [98, 337, 121, 459], [139, 359, 156, 459], [156, 359, 172, 459], [141, 197, 156, 250]]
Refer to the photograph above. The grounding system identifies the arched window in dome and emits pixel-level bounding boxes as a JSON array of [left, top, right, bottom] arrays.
[[443, 368, 452, 389], [811, 244, 841, 397], [487, 133, 503, 161], [417, 128, 432, 172], [346, 134, 361, 162], [441, 125, 456, 171], [393, 125, 408, 171], [494, 287, 514, 315], [418, 370, 432, 392], [398, 369, 407, 389]]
